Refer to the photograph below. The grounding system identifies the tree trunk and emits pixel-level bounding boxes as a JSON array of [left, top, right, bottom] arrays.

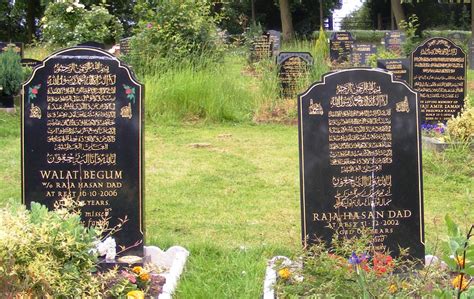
[[390, 0, 405, 29], [26, 0, 37, 43], [279, 0, 294, 41], [251, 0, 256, 25]]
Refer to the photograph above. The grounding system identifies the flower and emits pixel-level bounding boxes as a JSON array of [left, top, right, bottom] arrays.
[[388, 284, 398, 294], [121, 270, 137, 284], [348, 252, 368, 265], [96, 237, 116, 256], [455, 255, 467, 268], [126, 290, 145, 299], [452, 274, 469, 291], [132, 266, 143, 274], [125, 88, 132, 95], [146, 23, 152, 29], [139, 272, 151, 281], [32, 88, 38, 95], [66, 6, 73, 12], [278, 267, 291, 280], [373, 253, 394, 276]]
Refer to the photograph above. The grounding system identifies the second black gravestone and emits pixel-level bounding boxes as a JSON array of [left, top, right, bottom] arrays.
[[250, 34, 273, 62], [330, 31, 354, 64], [351, 43, 376, 66], [277, 52, 313, 98], [298, 69, 424, 259], [22, 46, 144, 260], [377, 58, 410, 83], [384, 31, 406, 55]]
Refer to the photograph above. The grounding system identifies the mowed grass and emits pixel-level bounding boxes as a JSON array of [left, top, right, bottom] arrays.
[[0, 111, 472, 297]]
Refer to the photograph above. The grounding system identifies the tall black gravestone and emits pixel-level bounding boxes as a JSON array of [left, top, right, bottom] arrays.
[[298, 69, 424, 259], [277, 52, 313, 98], [22, 46, 144, 259], [384, 31, 406, 55], [351, 43, 377, 66], [377, 58, 410, 83], [0, 42, 24, 57], [411, 37, 466, 123], [120, 37, 132, 56], [330, 31, 354, 64]]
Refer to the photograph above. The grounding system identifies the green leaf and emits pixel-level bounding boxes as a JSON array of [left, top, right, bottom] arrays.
[[463, 266, 474, 276], [449, 240, 460, 253], [442, 253, 457, 269], [445, 214, 460, 237]]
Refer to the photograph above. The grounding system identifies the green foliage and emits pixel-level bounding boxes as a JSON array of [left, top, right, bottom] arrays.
[[128, 0, 224, 76], [313, 27, 329, 61], [446, 106, 474, 143], [423, 30, 470, 54], [399, 14, 422, 56], [41, 0, 123, 46], [367, 49, 399, 68], [0, 49, 23, 95], [340, 2, 372, 30], [0, 201, 100, 297]]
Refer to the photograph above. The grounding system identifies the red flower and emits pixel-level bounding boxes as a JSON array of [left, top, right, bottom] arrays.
[[32, 88, 38, 94], [373, 253, 394, 276], [126, 88, 132, 95]]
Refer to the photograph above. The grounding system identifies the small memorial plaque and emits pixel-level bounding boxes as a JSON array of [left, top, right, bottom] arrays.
[[0, 42, 24, 57], [330, 31, 354, 63], [411, 37, 466, 123], [384, 31, 406, 55], [22, 46, 144, 258], [120, 37, 132, 56], [351, 43, 376, 66], [277, 52, 313, 98], [250, 34, 273, 62], [377, 58, 410, 83], [21, 58, 42, 69], [298, 69, 424, 259]]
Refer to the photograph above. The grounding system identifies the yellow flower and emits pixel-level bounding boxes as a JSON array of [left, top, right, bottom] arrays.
[[388, 284, 398, 294], [127, 290, 145, 299], [455, 255, 467, 268], [139, 272, 151, 281], [278, 267, 291, 280], [132, 266, 143, 274], [452, 275, 469, 291]]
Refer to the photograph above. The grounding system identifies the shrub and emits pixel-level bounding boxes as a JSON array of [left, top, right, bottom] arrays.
[[0, 48, 23, 96], [313, 27, 329, 60], [41, 0, 123, 47], [128, 0, 224, 75], [447, 106, 474, 143], [0, 201, 100, 297]]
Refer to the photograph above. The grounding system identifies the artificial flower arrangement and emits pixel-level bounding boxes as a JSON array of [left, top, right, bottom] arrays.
[[274, 216, 473, 298]]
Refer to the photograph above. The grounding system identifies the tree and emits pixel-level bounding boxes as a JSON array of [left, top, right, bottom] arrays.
[[279, 0, 294, 41], [391, 0, 406, 28]]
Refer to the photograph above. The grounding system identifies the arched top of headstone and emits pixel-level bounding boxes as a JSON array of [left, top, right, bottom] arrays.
[[299, 68, 417, 99], [411, 37, 466, 57], [330, 31, 354, 41], [277, 52, 313, 65], [23, 46, 141, 88]]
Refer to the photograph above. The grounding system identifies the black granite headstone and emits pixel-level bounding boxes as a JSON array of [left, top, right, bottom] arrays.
[[0, 42, 24, 57], [21, 58, 42, 69], [377, 58, 410, 83], [277, 52, 313, 98], [250, 34, 273, 62], [298, 69, 424, 259], [351, 43, 377, 66], [77, 41, 106, 49], [329, 31, 354, 63], [120, 37, 131, 56], [22, 46, 144, 259], [411, 37, 466, 123], [384, 31, 405, 55]]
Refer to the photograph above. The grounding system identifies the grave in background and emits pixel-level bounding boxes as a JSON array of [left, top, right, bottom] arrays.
[[120, 37, 132, 56], [298, 69, 424, 259], [411, 37, 466, 123], [384, 31, 405, 55], [0, 41, 24, 57], [277, 52, 313, 98], [21, 58, 42, 69], [250, 34, 273, 62], [267, 30, 281, 55], [377, 58, 410, 83], [22, 46, 144, 260], [330, 31, 354, 64], [350, 43, 376, 66]]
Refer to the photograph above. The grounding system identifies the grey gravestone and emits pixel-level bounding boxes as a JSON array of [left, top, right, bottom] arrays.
[[22, 46, 144, 260], [350, 43, 377, 66], [277, 52, 313, 98], [250, 34, 273, 62], [120, 37, 132, 56], [330, 31, 354, 63], [411, 37, 466, 123], [0, 42, 24, 57], [384, 31, 406, 55], [377, 58, 410, 83], [267, 30, 281, 55], [298, 68, 424, 259]]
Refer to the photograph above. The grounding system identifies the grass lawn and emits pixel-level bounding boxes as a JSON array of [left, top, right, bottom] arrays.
[[0, 109, 472, 297]]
